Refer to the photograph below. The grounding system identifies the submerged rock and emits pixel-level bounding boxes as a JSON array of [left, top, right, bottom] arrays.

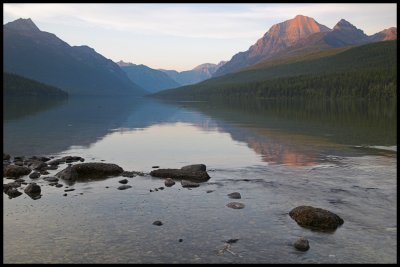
[[164, 178, 175, 187], [227, 192, 241, 199], [289, 206, 344, 231], [181, 180, 200, 188], [150, 166, 210, 183], [56, 163, 124, 181], [117, 185, 132, 190], [43, 176, 59, 182], [4, 165, 31, 178], [294, 237, 310, 251], [226, 202, 245, 209]]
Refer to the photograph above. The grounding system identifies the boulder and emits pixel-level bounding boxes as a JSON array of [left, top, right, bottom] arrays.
[[289, 206, 344, 231], [3, 153, 11, 160], [181, 164, 206, 172], [24, 183, 41, 195], [56, 163, 124, 181], [294, 237, 310, 251], [181, 180, 200, 188], [150, 168, 210, 183], [4, 165, 31, 178]]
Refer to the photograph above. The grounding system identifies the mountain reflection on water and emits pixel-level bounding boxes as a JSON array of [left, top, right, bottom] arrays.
[[4, 96, 396, 168]]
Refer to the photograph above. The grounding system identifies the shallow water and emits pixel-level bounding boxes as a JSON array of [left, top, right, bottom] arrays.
[[3, 96, 397, 263]]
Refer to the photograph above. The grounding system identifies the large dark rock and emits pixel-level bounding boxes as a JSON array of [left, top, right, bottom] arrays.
[[24, 183, 41, 194], [56, 163, 124, 181], [181, 164, 206, 172], [150, 167, 210, 183], [3, 153, 11, 160], [289, 206, 344, 231], [4, 165, 31, 178]]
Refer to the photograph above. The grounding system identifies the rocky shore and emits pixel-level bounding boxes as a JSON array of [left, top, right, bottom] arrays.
[[4, 152, 345, 252]]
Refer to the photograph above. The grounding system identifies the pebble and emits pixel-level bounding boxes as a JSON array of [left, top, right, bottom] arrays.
[[152, 220, 163, 226]]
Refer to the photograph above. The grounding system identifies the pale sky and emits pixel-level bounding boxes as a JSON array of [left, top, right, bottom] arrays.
[[3, 3, 397, 71]]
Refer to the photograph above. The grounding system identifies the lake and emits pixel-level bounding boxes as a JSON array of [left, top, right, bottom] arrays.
[[3, 96, 397, 263]]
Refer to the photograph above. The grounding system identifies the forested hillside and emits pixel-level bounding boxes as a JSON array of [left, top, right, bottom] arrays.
[[153, 41, 396, 101]]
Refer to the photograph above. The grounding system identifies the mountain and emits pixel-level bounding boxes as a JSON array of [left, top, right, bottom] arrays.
[[4, 72, 68, 97], [214, 15, 330, 76], [4, 18, 146, 96], [368, 27, 397, 42], [117, 61, 181, 93], [214, 15, 397, 76], [153, 40, 396, 101], [160, 61, 226, 86]]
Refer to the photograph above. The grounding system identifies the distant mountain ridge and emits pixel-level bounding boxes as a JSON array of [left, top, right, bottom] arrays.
[[4, 18, 146, 96], [116, 61, 181, 93], [160, 61, 226, 86], [214, 15, 397, 76]]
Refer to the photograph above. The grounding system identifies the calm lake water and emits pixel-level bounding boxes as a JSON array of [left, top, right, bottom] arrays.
[[3, 96, 397, 263]]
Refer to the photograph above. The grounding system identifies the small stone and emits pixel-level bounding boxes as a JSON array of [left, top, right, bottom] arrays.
[[117, 185, 132, 190], [152, 166, 159, 168], [63, 193, 67, 196], [152, 220, 163, 226], [119, 179, 128, 184], [294, 237, 310, 251], [226, 202, 245, 209], [150, 189, 153, 192], [154, 188, 158, 191], [64, 188, 75, 192], [40, 170, 50, 175], [206, 190, 214, 193], [105, 186, 109, 188], [228, 192, 241, 199], [158, 187, 164, 190], [179, 239, 183, 242], [164, 178, 175, 187], [29, 172, 41, 179], [55, 184, 63, 188]]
